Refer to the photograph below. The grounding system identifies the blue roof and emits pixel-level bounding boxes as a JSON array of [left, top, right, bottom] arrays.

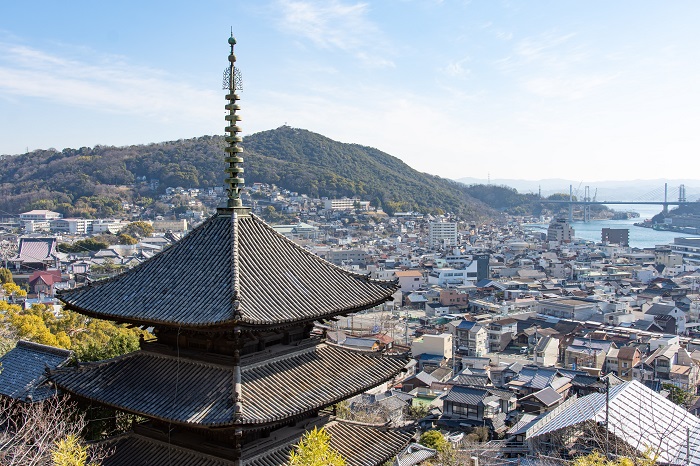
[[457, 320, 477, 330], [0, 340, 72, 402]]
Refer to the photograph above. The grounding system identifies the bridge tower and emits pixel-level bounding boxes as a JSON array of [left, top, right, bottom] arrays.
[[663, 182, 669, 215], [679, 184, 687, 203], [569, 184, 574, 223], [583, 185, 592, 223]]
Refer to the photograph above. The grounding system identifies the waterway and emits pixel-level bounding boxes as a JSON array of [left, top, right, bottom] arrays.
[[532, 205, 692, 250]]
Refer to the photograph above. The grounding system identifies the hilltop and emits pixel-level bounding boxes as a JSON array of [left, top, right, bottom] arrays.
[[0, 126, 568, 219]]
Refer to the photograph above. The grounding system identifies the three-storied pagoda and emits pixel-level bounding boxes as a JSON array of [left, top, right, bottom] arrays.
[[51, 36, 412, 465]]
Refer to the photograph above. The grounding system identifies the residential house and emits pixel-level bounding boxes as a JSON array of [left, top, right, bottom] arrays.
[[394, 270, 424, 293], [563, 337, 614, 371], [441, 385, 516, 433], [535, 297, 600, 321], [518, 386, 564, 415], [616, 346, 642, 381], [487, 318, 518, 352], [644, 302, 687, 334], [506, 366, 572, 397], [27, 270, 64, 297], [465, 324, 488, 357], [533, 336, 559, 367]]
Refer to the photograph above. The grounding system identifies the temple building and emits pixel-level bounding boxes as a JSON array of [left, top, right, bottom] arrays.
[[51, 36, 412, 465]]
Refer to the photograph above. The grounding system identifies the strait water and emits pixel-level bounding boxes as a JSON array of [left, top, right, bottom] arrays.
[[534, 205, 696, 249]]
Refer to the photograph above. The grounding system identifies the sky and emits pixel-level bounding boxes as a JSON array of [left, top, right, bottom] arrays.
[[1, 1, 700, 183]]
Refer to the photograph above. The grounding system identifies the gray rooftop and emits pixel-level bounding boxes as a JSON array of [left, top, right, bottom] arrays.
[[0, 340, 72, 402]]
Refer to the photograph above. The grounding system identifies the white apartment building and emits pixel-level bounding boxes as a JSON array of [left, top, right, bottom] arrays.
[[323, 198, 370, 211], [429, 221, 458, 249], [412, 333, 453, 359], [51, 218, 90, 235], [547, 218, 574, 244], [19, 210, 62, 221], [428, 264, 478, 287], [20, 210, 62, 234]]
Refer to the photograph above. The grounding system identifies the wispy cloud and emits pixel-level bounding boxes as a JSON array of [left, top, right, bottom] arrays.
[[274, 0, 395, 68], [441, 57, 471, 78], [496, 31, 618, 100], [0, 42, 219, 120]]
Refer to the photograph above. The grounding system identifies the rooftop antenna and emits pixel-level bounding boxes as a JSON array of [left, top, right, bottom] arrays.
[[223, 32, 244, 208]]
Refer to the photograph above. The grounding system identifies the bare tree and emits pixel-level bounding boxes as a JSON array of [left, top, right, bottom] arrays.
[[0, 396, 110, 465]]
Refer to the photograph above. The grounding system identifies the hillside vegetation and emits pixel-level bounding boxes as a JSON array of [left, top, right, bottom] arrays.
[[0, 126, 548, 218]]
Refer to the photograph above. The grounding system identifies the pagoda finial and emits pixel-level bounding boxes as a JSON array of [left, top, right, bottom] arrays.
[[223, 33, 244, 208]]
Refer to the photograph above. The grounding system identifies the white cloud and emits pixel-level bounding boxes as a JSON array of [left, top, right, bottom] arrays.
[[442, 57, 471, 78], [0, 42, 219, 121], [274, 0, 395, 68]]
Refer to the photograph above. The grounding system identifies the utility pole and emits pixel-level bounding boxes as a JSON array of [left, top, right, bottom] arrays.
[[605, 376, 610, 459]]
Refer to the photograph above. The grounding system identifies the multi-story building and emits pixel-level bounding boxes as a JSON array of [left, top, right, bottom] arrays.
[[669, 237, 700, 264], [412, 333, 453, 360], [487, 318, 518, 352], [50, 218, 90, 235], [601, 228, 629, 247], [19, 210, 62, 221], [536, 297, 600, 321], [429, 221, 457, 249], [323, 198, 370, 211], [428, 265, 478, 287], [547, 218, 574, 244], [326, 248, 368, 267]]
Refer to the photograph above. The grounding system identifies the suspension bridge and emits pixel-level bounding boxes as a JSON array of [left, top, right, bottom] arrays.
[[539, 183, 700, 222]]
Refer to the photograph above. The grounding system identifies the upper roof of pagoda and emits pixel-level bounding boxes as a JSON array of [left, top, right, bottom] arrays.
[[57, 210, 398, 329]]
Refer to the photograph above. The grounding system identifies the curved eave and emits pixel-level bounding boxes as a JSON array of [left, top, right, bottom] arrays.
[[50, 347, 408, 429], [58, 299, 237, 330], [59, 295, 395, 331]]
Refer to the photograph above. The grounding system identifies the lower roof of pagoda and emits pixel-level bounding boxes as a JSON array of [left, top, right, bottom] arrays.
[[96, 418, 412, 466], [50, 343, 407, 428], [57, 211, 398, 329]]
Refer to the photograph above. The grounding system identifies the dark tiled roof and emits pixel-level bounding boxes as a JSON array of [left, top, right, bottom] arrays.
[[99, 421, 411, 466], [51, 344, 407, 427], [247, 421, 412, 466], [98, 434, 236, 466], [449, 374, 490, 386], [443, 385, 489, 406], [0, 340, 72, 402], [58, 212, 397, 328]]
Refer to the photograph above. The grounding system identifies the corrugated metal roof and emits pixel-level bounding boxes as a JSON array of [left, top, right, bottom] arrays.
[[0, 340, 72, 402], [529, 380, 700, 464], [51, 344, 407, 427], [59, 212, 397, 328]]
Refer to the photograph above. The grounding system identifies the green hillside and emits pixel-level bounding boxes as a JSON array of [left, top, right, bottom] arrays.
[[0, 126, 520, 218]]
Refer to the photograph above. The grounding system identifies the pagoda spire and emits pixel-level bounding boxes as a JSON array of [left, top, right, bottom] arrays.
[[224, 34, 244, 208]]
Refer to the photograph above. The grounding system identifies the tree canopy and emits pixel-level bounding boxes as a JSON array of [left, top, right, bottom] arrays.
[[289, 426, 346, 466], [0, 302, 144, 361]]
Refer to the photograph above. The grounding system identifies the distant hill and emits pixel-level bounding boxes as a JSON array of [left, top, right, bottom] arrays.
[[1, 127, 520, 218], [457, 176, 700, 202]]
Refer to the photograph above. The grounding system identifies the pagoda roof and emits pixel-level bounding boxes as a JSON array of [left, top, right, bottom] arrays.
[[50, 343, 407, 428], [58, 211, 398, 328], [96, 419, 411, 466]]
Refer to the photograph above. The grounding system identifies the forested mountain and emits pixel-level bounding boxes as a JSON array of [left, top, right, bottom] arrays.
[[0, 126, 544, 218]]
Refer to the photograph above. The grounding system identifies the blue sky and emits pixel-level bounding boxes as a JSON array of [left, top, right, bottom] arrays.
[[1, 1, 699, 182]]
